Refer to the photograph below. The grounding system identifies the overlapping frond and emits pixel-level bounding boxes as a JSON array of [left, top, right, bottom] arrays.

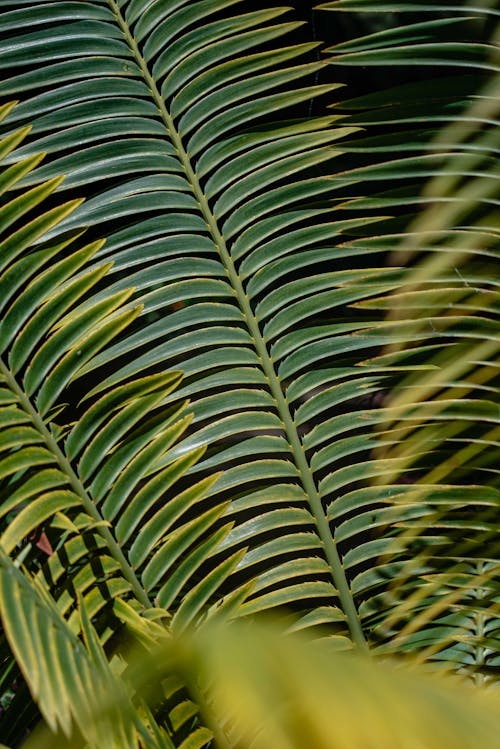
[[0, 550, 139, 747], [316, 0, 500, 671], [166, 620, 500, 749]]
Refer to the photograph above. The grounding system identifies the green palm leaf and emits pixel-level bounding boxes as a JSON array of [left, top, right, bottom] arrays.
[[0, 550, 135, 746], [0, 550, 180, 749], [0, 121, 212, 743], [0, 0, 379, 650]]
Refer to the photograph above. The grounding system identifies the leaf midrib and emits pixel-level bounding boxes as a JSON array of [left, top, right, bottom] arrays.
[[109, 1, 367, 649]]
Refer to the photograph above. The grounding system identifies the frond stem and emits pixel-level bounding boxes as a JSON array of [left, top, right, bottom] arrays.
[[109, 1, 367, 651], [0, 358, 152, 610]]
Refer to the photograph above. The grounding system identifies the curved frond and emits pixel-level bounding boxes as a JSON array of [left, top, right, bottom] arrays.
[[0, 0, 379, 653], [0, 121, 213, 744], [0, 550, 138, 747]]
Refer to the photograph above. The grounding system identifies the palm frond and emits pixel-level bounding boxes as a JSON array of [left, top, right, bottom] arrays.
[[315, 1, 500, 670], [0, 550, 139, 747], [0, 0, 383, 652], [0, 121, 212, 743]]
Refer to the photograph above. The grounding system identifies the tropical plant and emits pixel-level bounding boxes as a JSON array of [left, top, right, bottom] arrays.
[[0, 1, 498, 746]]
